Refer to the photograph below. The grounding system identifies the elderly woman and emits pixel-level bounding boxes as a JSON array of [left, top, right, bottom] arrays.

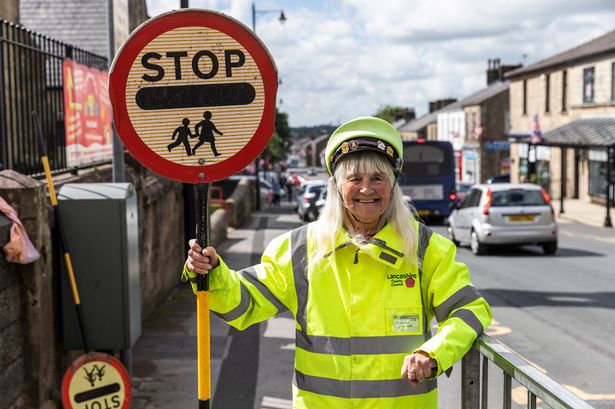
[[184, 116, 492, 408]]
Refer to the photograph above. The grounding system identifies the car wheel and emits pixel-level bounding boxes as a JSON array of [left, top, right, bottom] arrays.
[[471, 230, 487, 255], [542, 241, 557, 255]]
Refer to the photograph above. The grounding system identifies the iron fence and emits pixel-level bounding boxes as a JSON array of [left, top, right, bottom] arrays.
[[0, 19, 108, 176], [462, 334, 594, 409]]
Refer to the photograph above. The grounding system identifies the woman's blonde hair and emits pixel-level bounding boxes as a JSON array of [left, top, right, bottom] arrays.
[[310, 151, 418, 268]]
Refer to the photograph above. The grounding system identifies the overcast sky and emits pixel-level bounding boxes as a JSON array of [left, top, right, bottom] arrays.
[[145, 0, 615, 127]]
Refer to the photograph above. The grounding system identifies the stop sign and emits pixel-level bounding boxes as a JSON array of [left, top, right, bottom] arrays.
[[109, 9, 278, 183]]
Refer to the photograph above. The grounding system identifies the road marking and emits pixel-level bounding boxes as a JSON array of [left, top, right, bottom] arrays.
[[484, 319, 512, 336], [261, 396, 293, 408], [559, 229, 615, 244], [263, 316, 294, 339], [563, 385, 615, 401]]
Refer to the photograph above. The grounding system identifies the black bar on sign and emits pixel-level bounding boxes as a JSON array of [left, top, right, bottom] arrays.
[[74, 383, 121, 403], [135, 82, 256, 110]]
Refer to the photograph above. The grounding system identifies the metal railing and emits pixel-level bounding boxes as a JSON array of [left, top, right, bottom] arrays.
[[0, 19, 108, 176], [462, 334, 594, 409]]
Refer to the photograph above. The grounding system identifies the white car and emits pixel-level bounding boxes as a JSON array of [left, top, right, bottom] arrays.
[[447, 183, 558, 255]]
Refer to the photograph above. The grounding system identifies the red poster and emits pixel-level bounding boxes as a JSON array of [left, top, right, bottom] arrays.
[[63, 60, 113, 167]]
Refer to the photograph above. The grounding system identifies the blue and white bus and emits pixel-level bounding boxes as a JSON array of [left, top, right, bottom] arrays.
[[399, 140, 456, 220]]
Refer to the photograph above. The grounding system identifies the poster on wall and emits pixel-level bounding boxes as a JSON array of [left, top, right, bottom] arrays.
[[63, 60, 113, 167]]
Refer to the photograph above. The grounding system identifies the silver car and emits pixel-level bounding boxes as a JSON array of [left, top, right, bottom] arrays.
[[297, 180, 327, 222], [447, 183, 558, 255]]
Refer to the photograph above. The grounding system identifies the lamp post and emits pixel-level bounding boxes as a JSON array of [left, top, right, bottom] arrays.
[[251, 2, 286, 210]]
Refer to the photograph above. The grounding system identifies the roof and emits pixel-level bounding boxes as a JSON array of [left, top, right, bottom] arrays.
[[460, 81, 509, 107], [398, 111, 438, 132], [542, 117, 615, 148], [438, 81, 509, 113], [506, 30, 615, 78]]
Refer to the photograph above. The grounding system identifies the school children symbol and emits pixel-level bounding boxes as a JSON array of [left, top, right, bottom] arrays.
[[167, 111, 224, 158]]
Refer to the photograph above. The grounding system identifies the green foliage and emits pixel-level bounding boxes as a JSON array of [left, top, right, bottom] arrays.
[[374, 105, 414, 124], [265, 110, 292, 162]]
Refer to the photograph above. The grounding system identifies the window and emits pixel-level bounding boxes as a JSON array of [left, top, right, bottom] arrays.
[[562, 70, 568, 112], [545, 73, 550, 113], [460, 189, 481, 208], [522, 79, 527, 114], [583, 67, 595, 104], [611, 62, 615, 102]]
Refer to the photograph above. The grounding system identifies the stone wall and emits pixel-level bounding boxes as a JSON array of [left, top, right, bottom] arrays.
[[0, 161, 185, 408], [0, 161, 254, 408]]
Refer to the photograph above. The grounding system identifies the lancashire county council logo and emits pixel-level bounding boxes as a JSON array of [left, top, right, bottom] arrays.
[[387, 273, 417, 287], [341, 142, 349, 153]]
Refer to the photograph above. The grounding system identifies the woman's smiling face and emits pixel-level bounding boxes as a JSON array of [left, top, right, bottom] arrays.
[[341, 171, 391, 232]]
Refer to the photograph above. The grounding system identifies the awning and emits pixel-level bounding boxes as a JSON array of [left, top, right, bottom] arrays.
[[508, 117, 615, 149], [541, 117, 615, 149]]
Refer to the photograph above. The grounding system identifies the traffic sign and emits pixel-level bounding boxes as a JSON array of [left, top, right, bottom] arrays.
[[109, 9, 278, 183], [61, 353, 131, 409]]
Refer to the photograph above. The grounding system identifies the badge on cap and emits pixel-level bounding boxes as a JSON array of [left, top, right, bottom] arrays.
[[386, 146, 394, 157], [341, 142, 349, 153], [377, 141, 386, 150]]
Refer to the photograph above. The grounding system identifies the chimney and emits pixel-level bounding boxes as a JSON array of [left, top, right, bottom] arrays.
[[487, 58, 523, 84], [429, 98, 457, 113]]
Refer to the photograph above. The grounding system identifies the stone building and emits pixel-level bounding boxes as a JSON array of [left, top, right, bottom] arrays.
[[19, 0, 149, 59], [506, 29, 615, 209], [398, 99, 456, 141], [437, 81, 510, 184]]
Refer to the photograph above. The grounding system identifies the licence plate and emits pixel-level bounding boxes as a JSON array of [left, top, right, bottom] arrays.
[[417, 209, 431, 216], [508, 215, 535, 222]]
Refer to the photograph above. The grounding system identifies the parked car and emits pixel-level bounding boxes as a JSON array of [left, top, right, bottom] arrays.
[[447, 183, 558, 255], [313, 189, 327, 221], [455, 182, 473, 202], [486, 173, 510, 184], [296, 180, 327, 222]]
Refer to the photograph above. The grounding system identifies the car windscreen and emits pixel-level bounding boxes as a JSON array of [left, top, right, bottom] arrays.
[[491, 189, 548, 207], [401, 145, 453, 177]]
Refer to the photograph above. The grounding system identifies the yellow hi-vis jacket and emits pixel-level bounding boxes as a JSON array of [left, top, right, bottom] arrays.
[[184, 221, 492, 408]]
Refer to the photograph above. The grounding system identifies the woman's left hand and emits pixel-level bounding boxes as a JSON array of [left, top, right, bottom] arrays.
[[401, 351, 437, 387]]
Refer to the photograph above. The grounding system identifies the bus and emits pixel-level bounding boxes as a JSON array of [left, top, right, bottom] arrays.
[[399, 140, 456, 220]]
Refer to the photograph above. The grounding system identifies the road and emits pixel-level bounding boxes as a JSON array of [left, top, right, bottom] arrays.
[[431, 219, 615, 408], [132, 199, 615, 408]]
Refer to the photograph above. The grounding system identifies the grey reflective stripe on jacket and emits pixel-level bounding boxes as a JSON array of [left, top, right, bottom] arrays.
[[290, 224, 309, 331], [296, 330, 427, 355], [417, 223, 433, 335], [213, 283, 251, 321], [295, 369, 437, 398], [212, 267, 288, 322]]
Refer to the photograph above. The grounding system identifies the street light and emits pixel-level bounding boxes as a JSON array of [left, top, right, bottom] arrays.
[[251, 2, 286, 210], [252, 2, 286, 32]]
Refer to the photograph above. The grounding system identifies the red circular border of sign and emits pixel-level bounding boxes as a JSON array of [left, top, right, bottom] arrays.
[[61, 352, 131, 409], [109, 10, 278, 184]]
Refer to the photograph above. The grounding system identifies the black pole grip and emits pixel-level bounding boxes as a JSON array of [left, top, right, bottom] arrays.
[[195, 184, 210, 292]]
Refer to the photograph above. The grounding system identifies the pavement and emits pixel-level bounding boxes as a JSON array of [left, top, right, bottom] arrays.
[[129, 197, 614, 409], [551, 198, 614, 228]]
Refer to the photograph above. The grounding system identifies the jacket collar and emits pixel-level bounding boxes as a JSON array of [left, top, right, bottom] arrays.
[[326, 222, 405, 269]]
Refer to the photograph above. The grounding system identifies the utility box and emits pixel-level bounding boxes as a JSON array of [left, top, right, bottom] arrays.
[[58, 183, 141, 351]]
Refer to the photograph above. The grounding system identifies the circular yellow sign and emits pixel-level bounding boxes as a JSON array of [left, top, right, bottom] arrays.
[[125, 26, 265, 166]]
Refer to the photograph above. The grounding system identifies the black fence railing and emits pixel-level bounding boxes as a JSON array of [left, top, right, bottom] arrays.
[[0, 19, 108, 176]]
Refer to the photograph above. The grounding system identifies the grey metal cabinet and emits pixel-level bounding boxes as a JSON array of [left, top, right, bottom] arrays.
[[58, 183, 141, 351]]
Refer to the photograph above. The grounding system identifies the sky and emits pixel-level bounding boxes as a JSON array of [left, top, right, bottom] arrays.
[[145, 0, 615, 127]]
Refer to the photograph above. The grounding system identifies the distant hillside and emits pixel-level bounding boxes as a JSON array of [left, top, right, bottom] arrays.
[[290, 125, 338, 141]]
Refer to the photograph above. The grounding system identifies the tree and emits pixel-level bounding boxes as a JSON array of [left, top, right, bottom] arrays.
[[264, 110, 291, 163], [374, 105, 415, 124]]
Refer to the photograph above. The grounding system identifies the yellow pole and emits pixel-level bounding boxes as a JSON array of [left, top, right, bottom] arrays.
[[195, 183, 211, 408]]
